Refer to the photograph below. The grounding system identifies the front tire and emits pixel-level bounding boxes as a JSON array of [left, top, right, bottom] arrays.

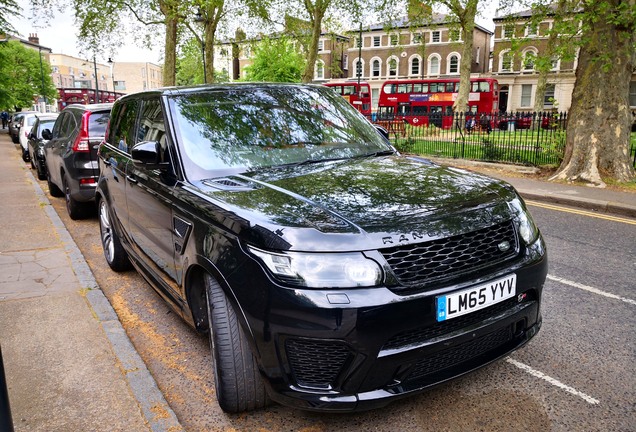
[[204, 274, 269, 413], [98, 198, 131, 271]]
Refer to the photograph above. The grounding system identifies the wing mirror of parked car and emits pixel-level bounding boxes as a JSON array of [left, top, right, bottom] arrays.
[[42, 129, 52, 140], [374, 125, 389, 141], [131, 141, 170, 170]]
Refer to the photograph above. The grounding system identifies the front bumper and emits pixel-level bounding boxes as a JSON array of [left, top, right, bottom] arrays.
[[227, 236, 547, 412]]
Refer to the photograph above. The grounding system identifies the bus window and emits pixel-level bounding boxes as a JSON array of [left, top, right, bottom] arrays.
[[412, 106, 428, 115], [469, 105, 478, 114], [471, 81, 479, 92], [343, 85, 356, 95], [384, 84, 396, 94], [430, 83, 442, 92], [479, 81, 490, 92], [413, 84, 422, 93], [446, 82, 455, 92], [421, 83, 429, 93], [430, 106, 443, 113], [445, 106, 453, 115], [379, 106, 394, 119], [398, 103, 411, 115], [397, 84, 411, 94]]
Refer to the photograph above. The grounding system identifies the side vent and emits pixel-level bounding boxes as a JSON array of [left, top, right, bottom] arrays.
[[173, 216, 192, 256], [203, 177, 257, 191]]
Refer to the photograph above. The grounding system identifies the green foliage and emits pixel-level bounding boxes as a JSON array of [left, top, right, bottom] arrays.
[[0, 0, 20, 35], [0, 41, 58, 110], [242, 37, 305, 83], [176, 37, 231, 85]]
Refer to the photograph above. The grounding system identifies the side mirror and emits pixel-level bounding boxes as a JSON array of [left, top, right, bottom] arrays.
[[42, 129, 52, 140], [374, 125, 389, 141], [131, 141, 169, 170]]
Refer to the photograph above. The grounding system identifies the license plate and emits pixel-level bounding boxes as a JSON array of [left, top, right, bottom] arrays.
[[436, 274, 517, 322]]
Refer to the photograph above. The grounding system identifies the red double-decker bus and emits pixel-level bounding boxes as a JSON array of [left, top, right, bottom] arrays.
[[323, 81, 372, 115], [377, 78, 499, 128], [57, 88, 126, 112]]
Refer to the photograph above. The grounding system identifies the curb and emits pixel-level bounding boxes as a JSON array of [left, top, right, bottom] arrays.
[[27, 167, 183, 432], [517, 190, 636, 219]]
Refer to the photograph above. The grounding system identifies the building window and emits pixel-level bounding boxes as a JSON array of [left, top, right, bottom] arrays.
[[355, 59, 363, 78], [526, 23, 538, 36], [475, 47, 481, 64], [114, 81, 126, 91], [449, 55, 459, 74], [317, 40, 324, 51], [503, 24, 514, 38], [410, 57, 420, 75], [373, 36, 381, 47], [521, 84, 533, 107], [315, 60, 324, 79], [413, 33, 422, 44], [630, 81, 636, 106], [551, 55, 560, 71], [388, 58, 398, 76], [501, 51, 513, 72], [390, 34, 399, 46], [372, 59, 380, 77], [544, 84, 556, 107], [523, 50, 537, 71], [429, 56, 440, 75], [431, 30, 441, 43], [343, 54, 349, 70]]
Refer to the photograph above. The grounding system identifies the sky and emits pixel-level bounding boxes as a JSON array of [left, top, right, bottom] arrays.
[[13, 0, 163, 64]]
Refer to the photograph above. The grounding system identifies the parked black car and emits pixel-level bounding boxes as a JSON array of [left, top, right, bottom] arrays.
[[27, 114, 59, 179], [96, 84, 547, 413], [43, 103, 111, 219]]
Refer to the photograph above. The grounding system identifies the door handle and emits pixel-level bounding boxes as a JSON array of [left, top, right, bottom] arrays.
[[126, 175, 138, 184]]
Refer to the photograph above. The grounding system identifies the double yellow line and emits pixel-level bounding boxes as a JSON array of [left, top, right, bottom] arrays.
[[526, 200, 636, 225]]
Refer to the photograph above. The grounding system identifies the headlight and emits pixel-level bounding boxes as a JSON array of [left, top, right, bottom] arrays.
[[509, 197, 539, 245], [248, 247, 383, 288]]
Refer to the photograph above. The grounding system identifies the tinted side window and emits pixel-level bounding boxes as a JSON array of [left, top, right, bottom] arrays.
[[137, 99, 169, 164], [61, 112, 78, 137], [109, 100, 140, 153], [88, 111, 110, 137]]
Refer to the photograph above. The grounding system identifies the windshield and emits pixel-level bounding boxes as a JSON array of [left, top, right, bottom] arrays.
[[169, 85, 391, 181]]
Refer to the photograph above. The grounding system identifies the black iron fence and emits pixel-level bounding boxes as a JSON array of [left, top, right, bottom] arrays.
[[368, 111, 636, 168]]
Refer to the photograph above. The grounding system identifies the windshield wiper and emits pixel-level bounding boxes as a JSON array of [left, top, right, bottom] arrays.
[[358, 149, 396, 158]]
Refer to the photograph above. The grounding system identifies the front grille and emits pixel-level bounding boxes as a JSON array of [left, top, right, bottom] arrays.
[[383, 297, 523, 351], [381, 221, 518, 291], [405, 326, 512, 384], [286, 339, 351, 389]]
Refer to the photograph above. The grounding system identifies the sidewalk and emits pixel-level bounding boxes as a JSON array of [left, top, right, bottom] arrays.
[[0, 129, 182, 432]]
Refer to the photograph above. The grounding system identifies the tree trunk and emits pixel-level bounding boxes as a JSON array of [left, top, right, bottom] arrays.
[[453, 3, 477, 114], [301, 1, 327, 83], [550, 3, 635, 186], [204, 2, 225, 83], [163, 17, 177, 86]]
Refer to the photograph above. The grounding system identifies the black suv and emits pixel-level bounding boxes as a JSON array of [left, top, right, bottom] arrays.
[[43, 103, 112, 219], [96, 84, 547, 413]]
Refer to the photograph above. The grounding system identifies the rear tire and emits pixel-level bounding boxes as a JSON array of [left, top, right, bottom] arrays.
[[63, 174, 87, 220], [98, 198, 131, 271], [204, 274, 269, 413], [47, 170, 63, 197]]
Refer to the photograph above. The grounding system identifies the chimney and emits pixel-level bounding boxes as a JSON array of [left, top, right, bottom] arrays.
[[28, 33, 40, 45]]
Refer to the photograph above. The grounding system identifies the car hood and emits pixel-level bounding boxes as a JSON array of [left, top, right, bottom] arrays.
[[191, 156, 518, 251]]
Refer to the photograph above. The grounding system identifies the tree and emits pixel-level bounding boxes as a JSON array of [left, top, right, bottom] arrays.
[[0, 41, 57, 110], [549, 0, 636, 186], [243, 36, 305, 82], [0, 0, 20, 35], [176, 37, 230, 84]]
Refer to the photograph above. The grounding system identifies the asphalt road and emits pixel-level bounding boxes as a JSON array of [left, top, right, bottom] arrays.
[[44, 177, 635, 432]]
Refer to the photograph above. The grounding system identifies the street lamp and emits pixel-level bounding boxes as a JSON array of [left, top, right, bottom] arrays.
[[194, 8, 207, 84], [38, 46, 47, 110], [93, 56, 99, 103], [107, 58, 116, 93]]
